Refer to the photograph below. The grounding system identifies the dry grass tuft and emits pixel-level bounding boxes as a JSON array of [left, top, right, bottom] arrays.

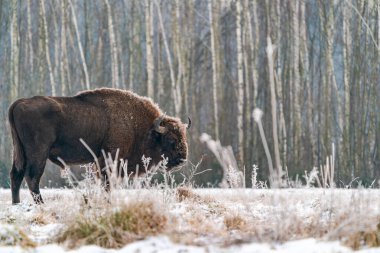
[[224, 215, 246, 231], [30, 213, 47, 225], [346, 222, 380, 250], [56, 200, 167, 249], [176, 187, 200, 202]]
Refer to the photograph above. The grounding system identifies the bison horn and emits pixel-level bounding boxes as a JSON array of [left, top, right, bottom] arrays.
[[154, 115, 167, 134], [186, 117, 191, 129]]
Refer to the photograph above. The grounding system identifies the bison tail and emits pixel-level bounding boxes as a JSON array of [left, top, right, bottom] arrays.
[[8, 100, 25, 171]]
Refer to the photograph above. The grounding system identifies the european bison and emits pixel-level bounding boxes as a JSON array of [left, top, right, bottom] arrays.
[[9, 88, 190, 204]]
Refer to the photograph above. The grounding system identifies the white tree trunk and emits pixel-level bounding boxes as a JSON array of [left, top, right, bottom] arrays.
[[244, 0, 257, 167], [68, 0, 90, 90], [10, 0, 19, 100], [129, 1, 135, 91], [145, 0, 154, 98], [292, 1, 301, 155], [300, 0, 315, 165], [116, 21, 126, 89], [174, 0, 183, 116], [325, 2, 342, 139], [243, 13, 250, 162], [209, 0, 219, 140], [27, 0, 33, 73], [40, 0, 56, 96], [236, 0, 244, 165], [182, 0, 195, 116], [251, 0, 259, 105], [52, 7, 60, 94], [104, 0, 119, 89], [343, 2, 351, 131], [267, 40, 282, 182], [275, 0, 287, 167], [154, 0, 180, 116], [60, 0, 69, 95]]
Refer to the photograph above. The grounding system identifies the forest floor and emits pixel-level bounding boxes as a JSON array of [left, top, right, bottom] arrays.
[[0, 188, 379, 252]]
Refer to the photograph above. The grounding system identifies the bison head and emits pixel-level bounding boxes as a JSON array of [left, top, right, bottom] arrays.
[[144, 115, 191, 169]]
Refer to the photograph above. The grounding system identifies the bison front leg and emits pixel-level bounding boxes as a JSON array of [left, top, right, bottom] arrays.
[[10, 163, 25, 204], [24, 161, 46, 204], [96, 156, 111, 192], [96, 151, 123, 192]]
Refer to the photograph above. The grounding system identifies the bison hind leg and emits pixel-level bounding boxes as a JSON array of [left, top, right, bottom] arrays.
[[24, 158, 47, 204], [10, 163, 25, 204]]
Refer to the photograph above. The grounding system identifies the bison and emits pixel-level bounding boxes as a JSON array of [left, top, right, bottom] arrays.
[[8, 88, 190, 204]]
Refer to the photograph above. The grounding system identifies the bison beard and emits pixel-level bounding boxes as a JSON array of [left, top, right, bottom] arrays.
[[8, 88, 190, 204]]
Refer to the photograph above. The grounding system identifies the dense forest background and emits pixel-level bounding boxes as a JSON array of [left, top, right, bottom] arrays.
[[0, 0, 379, 188]]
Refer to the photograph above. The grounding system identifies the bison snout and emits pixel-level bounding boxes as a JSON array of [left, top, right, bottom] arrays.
[[168, 157, 187, 167], [175, 158, 187, 166], [177, 158, 187, 163]]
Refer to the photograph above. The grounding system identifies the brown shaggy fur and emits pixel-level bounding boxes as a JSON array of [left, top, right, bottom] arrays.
[[8, 88, 189, 204]]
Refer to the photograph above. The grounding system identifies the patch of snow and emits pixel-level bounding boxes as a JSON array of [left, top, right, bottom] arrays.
[[29, 223, 63, 244], [0, 225, 24, 246]]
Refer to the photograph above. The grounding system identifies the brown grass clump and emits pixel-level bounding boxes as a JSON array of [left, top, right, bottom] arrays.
[[30, 213, 47, 225], [224, 215, 246, 231], [56, 200, 167, 249], [176, 187, 200, 202], [346, 222, 380, 250]]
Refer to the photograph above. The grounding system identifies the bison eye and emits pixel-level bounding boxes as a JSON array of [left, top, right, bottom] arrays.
[[168, 140, 176, 149], [152, 131, 162, 142]]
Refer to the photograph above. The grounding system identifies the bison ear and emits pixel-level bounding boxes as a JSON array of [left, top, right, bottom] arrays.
[[153, 115, 167, 134], [185, 117, 191, 129]]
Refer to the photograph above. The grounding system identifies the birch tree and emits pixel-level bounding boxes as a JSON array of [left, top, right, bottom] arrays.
[[251, 1, 259, 106], [209, 0, 219, 140], [40, 0, 56, 95], [116, 18, 126, 90], [292, 1, 301, 160], [300, 1, 315, 165], [10, 0, 19, 100], [235, 0, 244, 165], [104, 0, 119, 88], [154, 0, 181, 116], [68, 0, 90, 90], [342, 1, 352, 177], [267, 36, 282, 182], [129, 0, 136, 91], [265, 0, 282, 182], [145, 0, 154, 98], [60, 0, 70, 95], [26, 0, 33, 74], [275, 0, 287, 166], [323, 1, 341, 159], [342, 2, 351, 133], [52, 5, 60, 93], [173, 0, 183, 115]]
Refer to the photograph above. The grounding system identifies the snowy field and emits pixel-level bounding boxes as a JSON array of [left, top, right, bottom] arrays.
[[0, 188, 380, 252]]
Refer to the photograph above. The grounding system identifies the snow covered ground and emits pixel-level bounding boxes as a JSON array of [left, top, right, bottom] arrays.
[[0, 188, 379, 252]]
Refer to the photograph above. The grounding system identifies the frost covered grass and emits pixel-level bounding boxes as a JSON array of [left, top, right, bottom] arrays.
[[1, 187, 380, 252]]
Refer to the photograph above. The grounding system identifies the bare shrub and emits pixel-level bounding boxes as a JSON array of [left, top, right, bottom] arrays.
[[224, 215, 246, 231]]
